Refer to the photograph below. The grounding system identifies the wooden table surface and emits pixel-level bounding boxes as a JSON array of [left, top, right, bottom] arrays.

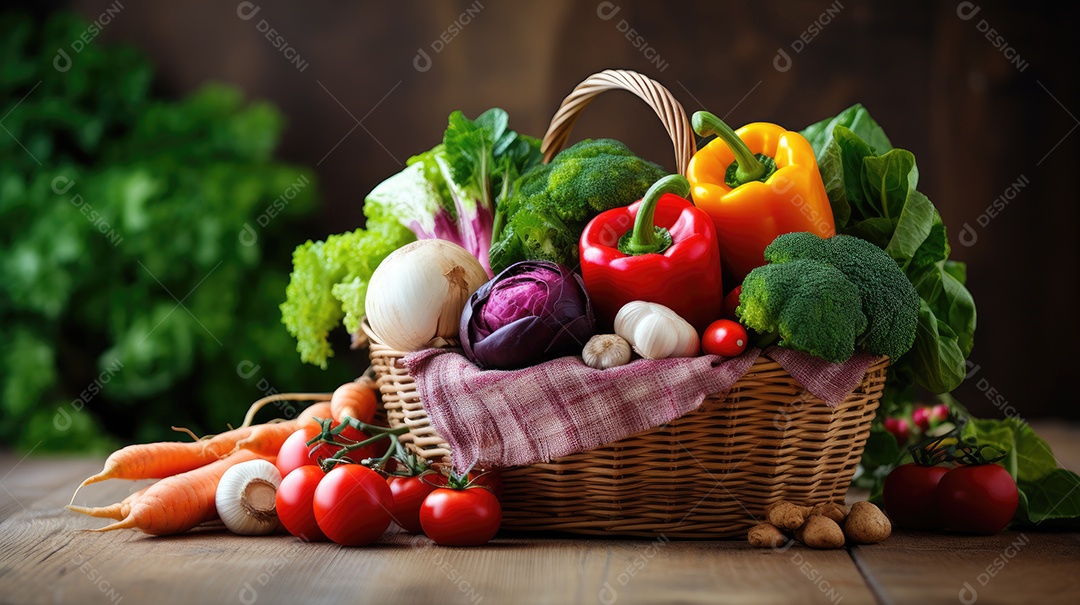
[[2, 420, 1078, 605]]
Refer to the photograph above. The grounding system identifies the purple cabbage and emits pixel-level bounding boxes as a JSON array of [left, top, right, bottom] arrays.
[[460, 261, 595, 370]]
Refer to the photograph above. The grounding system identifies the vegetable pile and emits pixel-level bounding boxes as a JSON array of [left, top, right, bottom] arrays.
[[66, 69, 1079, 547], [71, 380, 505, 547], [275, 95, 1080, 535], [748, 500, 892, 550]]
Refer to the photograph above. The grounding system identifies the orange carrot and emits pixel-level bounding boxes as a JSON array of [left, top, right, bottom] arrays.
[[67, 486, 151, 520], [232, 401, 332, 457], [75, 400, 333, 497], [330, 379, 377, 425], [74, 427, 258, 497], [296, 401, 333, 425], [87, 450, 264, 535]]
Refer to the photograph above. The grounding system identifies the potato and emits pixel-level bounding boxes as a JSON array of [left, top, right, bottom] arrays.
[[765, 501, 812, 531], [748, 523, 788, 548], [810, 502, 848, 524], [794, 515, 846, 549], [843, 501, 892, 544]]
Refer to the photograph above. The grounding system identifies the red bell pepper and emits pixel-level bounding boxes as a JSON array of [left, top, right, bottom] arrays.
[[580, 175, 724, 332]]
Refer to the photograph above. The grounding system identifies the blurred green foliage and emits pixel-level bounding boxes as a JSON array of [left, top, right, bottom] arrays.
[[0, 11, 353, 452]]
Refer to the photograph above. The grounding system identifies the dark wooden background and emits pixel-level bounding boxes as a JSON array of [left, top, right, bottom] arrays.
[[65, 0, 1078, 420]]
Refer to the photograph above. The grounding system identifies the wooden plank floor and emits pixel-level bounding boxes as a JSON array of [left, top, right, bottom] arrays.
[[0, 421, 1077, 605]]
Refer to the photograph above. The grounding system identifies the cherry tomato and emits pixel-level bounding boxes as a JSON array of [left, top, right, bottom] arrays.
[[276, 423, 379, 478], [276, 465, 327, 541], [721, 286, 742, 320], [701, 319, 748, 357], [883, 463, 949, 530], [387, 475, 437, 534], [420, 487, 502, 546], [314, 464, 394, 546], [937, 464, 1018, 535]]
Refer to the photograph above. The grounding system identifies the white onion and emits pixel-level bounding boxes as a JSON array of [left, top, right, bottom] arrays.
[[365, 240, 489, 351]]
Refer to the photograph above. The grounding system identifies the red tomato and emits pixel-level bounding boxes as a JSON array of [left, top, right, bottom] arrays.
[[701, 319, 748, 357], [276, 465, 327, 541], [313, 465, 394, 546], [420, 487, 502, 546], [427, 470, 504, 498], [937, 464, 1018, 535], [721, 286, 742, 320], [276, 423, 379, 478], [883, 463, 949, 530], [387, 476, 438, 534]]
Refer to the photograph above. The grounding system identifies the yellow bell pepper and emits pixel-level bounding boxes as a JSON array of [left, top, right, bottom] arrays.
[[685, 111, 835, 284]]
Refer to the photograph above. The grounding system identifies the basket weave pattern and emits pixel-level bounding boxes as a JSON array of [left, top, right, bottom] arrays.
[[367, 325, 886, 539]]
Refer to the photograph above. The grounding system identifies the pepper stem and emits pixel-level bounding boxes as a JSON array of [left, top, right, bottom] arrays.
[[692, 111, 777, 187], [617, 175, 690, 256]]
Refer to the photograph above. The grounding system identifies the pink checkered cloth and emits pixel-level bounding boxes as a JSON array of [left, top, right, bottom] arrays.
[[402, 347, 879, 471]]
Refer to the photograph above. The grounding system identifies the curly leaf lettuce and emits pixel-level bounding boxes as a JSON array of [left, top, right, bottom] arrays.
[[280, 211, 414, 368]]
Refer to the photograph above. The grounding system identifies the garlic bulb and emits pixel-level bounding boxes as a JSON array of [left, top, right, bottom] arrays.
[[215, 459, 282, 536], [582, 334, 632, 369], [366, 240, 489, 352], [614, 301, 700, 360]]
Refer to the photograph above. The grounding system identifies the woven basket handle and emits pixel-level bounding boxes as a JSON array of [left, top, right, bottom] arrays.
[[540, 69, 696, 176]]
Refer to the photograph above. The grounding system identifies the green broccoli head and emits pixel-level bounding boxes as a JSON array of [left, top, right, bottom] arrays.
[[488, 139, 666, 273], [764, 233, 920, 360], [738, 259, 868, 363]]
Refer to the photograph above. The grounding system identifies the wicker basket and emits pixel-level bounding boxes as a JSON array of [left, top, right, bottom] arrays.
[[365, 69, 887, 539]]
